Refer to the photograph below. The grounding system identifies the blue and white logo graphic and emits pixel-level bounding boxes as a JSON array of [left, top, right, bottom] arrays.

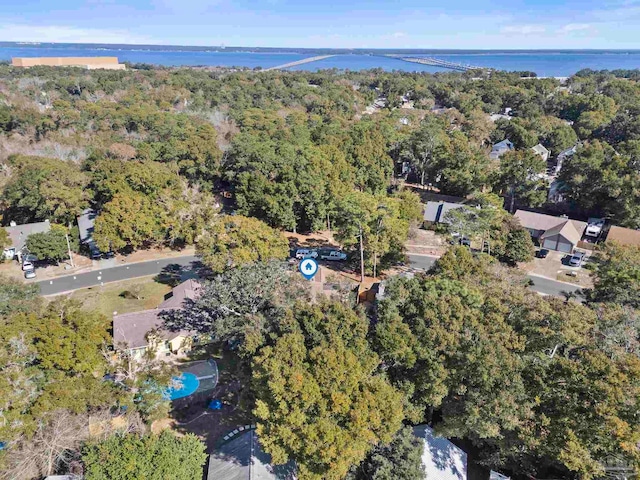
[[299, 258, 319, 280]]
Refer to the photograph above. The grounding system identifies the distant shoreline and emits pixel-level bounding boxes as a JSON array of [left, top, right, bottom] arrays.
[[3, 43, 640, 76], [2, 41, 640, 56]]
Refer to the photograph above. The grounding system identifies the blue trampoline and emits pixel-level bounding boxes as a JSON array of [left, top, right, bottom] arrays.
[[165, 372, 200, 400]]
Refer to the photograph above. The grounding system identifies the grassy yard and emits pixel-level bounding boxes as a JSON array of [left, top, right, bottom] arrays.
[[65, 276, 172, 317]]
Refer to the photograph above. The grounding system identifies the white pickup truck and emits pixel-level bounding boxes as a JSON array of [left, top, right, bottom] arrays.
[[320, 250, 347, 261], [295, 249, 318, 260]]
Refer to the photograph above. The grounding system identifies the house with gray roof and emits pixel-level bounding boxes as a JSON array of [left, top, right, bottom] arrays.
[[551, 144, 578, 176], [489, 139, 514, 160], [157, 278, 202, 309], [515, 210, 586, 253], [112, 279, 202, 359], [413, 425, 509, 480], [207, 429, 296, 480], [77, 208, 101, 259], [2, 220, 51, 260], [424, 201, 465, 224]]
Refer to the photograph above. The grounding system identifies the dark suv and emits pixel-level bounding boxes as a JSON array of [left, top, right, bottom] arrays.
[[536, 248, 550, 258]]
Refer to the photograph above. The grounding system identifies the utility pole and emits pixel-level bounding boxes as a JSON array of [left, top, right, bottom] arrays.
[[65, 234, 75, 268], [359, 224, 365, 283]]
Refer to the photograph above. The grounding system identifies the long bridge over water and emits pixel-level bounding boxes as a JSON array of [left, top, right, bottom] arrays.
[[262, 55, 335, 71], [389, 56, 489, 72], [263, 54, 489, 72]]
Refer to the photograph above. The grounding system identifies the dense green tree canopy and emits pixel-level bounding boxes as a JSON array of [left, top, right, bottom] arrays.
[[0, 301, 114, 444], [333, 190, 421, 277], [1, 155, 90, 225], [375, 246, 640, 478], [82, 431, 207, 480], [196, 215, 289, 273], [253, 301, 404, 480], [492, 149, 547, 212], [591, 242, 640, 308], [0, 227, 9, 249], [0, 275, 40, 318], [25, 226, 71, 263], [557, 141, 640, 227], [162, 261, 302, 356]]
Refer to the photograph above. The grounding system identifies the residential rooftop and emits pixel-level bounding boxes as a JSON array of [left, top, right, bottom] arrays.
[[4, 220, 51, 250], [606, 225, 640, 247]]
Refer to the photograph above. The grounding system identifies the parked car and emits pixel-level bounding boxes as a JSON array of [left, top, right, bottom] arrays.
[[24, 269, 36, 279], [320, 250, 347, 261], [568, 251, 586, 267], [22, 261, 34, 271], [536, 248, 550, 258], [295, 249, 318, 260], [459, 237, 471, 247]]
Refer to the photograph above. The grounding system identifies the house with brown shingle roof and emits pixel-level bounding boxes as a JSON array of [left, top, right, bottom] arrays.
[[515, 210, 586, 253], [112, 279, 201, 359], [606, 226, 640, 248]]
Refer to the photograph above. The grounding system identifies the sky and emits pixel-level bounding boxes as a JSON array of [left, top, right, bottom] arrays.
[[0, 0, 639, 49]]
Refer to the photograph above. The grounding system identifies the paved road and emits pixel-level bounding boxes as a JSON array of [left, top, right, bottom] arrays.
[[37, 255, 199, 295], [407, 254, 584, 299], [37, 252, 584, 300]]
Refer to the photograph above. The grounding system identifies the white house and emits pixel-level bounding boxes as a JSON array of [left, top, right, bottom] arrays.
[[2, 220, 51, 260], [531, 143, 551, 163]]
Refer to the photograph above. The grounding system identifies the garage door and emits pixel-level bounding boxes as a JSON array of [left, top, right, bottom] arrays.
[[542, 238, 556, 250], [557, 240, 573, 253]]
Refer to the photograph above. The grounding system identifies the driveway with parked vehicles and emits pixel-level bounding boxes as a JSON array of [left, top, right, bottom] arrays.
[[527, 248, 593, 288]]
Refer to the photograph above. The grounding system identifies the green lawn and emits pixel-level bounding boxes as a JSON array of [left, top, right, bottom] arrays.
[[65, 276, 172, 317]]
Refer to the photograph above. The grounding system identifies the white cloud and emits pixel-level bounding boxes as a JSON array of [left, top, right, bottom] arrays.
[[392, 32, 407, 38], [0, 24, 155, 44], [558, 23, 592, 33], [500, 24, 546, 35]]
